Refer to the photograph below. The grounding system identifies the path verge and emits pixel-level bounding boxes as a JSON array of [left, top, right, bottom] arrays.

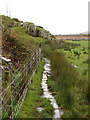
[[17, 59, 54, 118]]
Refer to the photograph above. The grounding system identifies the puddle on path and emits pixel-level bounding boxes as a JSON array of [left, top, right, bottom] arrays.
[[41, 58, 63, 119], [37, 107, 44, 112]]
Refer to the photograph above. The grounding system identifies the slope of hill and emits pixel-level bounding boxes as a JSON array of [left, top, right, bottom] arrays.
[[0, 15, 55, 68]]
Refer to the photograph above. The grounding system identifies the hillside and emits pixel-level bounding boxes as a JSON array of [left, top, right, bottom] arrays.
[[0, 15, 55, 68]]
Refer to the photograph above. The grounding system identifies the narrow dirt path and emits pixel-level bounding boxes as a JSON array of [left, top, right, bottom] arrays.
[[41, 58, 63, 118]]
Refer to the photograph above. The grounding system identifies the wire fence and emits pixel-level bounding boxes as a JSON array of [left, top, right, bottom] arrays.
[[0, 48, 41, 118], [0, 20, 2, 120]]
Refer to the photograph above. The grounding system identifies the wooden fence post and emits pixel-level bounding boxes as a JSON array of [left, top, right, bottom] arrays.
[[39, 43, 41, 63], [0, 72, 2, 119], [4, 71, 12, 118], [23, 61, 27, 88], [35, 50, 38, 73], [25, 61, 28, 85]]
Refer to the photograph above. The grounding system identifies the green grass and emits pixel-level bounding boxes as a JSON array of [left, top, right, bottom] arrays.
[[52, 40, 89, 118], [57, 40, 89, 80], [17, 59, 54, 118], [50, 51, 88, 118], [41, 39, 89, 118]]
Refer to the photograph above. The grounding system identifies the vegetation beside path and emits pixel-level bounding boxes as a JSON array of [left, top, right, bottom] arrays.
[[42, 40, 89, 118], [17, 59, 54, 118]]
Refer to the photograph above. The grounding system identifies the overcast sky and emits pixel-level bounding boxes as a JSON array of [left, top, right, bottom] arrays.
[[0, 0, 89, 35]]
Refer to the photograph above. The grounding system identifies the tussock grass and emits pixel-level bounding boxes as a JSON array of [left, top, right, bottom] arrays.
[[48, 51, 88, 118], [50, 52, 77, 108]]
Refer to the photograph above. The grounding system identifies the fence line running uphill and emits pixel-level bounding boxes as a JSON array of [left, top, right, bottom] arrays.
[[0, 46, 41, 118]]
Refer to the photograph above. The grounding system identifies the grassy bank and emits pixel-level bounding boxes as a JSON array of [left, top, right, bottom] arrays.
[[42, 40, 89, 118], [17, 59, 54, 118], [2, 15, 48, 68], [50, 51, 88, 118]]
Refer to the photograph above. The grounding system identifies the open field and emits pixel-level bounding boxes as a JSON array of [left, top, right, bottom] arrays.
[[57, 40, 89, 80]]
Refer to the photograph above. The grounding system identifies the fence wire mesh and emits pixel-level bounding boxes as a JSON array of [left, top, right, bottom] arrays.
[[0, 16, 2, 120], [0, 50, 40, 118]]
